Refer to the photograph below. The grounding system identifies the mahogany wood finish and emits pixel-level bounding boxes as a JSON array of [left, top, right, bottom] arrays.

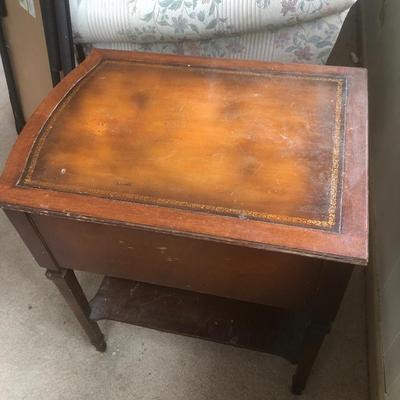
[[30, 213, 322, 310], [22, 59, 344, 231], [0, 49, 368, 263], [292, 261, 354, 393], [89, 276, 308, 363], [45, 268, 106, 352], [4, 209, 59, 271], [0, 49, 368, 394]]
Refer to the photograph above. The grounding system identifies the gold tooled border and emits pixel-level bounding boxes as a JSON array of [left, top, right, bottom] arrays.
[[19, 60, 346, 232]]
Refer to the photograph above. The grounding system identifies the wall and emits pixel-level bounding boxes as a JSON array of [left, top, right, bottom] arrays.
[[2, 0, 52, 119], [363, 0, 400, 399]]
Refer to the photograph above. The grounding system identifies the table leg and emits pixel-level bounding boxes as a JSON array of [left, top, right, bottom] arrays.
[[45, 268, 106, 352], [291, 321, 331, 394], [291, 261, 353, 394]]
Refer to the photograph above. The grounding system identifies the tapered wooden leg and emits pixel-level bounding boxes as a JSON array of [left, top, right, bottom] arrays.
[[291, 321, 331, 394], [291, 261, 353, 394], [45, 268, 106, 352]]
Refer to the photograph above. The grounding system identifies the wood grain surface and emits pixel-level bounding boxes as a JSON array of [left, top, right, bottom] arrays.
[[0, 49, 368, 264], [20, 60, 345, 231]]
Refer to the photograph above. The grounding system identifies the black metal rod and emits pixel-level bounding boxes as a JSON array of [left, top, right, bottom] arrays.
[[0, 0, 25, 133], [0, 0, 6, 17], [54, 0, 75, 75], [39, 0, 61, 86], [75, 43, 86, 64]]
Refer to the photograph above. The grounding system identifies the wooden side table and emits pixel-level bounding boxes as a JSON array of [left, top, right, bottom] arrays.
[[0, 49, 368, 394]]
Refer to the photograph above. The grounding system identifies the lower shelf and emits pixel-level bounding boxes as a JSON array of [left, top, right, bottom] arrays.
[[89, 277, 309, 363]]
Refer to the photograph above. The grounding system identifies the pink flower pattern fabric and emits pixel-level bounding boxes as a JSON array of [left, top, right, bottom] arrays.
[[70, 0, 357, 64]]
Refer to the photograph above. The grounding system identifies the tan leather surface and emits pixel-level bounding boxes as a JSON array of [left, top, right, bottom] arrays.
[[21, 59, 345, 231]]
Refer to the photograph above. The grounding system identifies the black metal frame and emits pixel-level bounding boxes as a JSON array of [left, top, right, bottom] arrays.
[[40, 0, 76, 85], [39, 0, 61, 86], [54, 0, 75, 75], [0, 0, 25, 133]]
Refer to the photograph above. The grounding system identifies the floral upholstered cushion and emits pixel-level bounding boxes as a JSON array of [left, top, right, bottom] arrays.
[[90, 11, 349, 64], [70, 0, 357, 64]]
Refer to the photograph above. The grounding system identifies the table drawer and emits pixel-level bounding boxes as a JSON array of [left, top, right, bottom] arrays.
[[31, 214, 321, 310]]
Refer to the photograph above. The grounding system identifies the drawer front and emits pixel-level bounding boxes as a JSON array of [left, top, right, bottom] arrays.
[[32, 214, 322, 310]]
